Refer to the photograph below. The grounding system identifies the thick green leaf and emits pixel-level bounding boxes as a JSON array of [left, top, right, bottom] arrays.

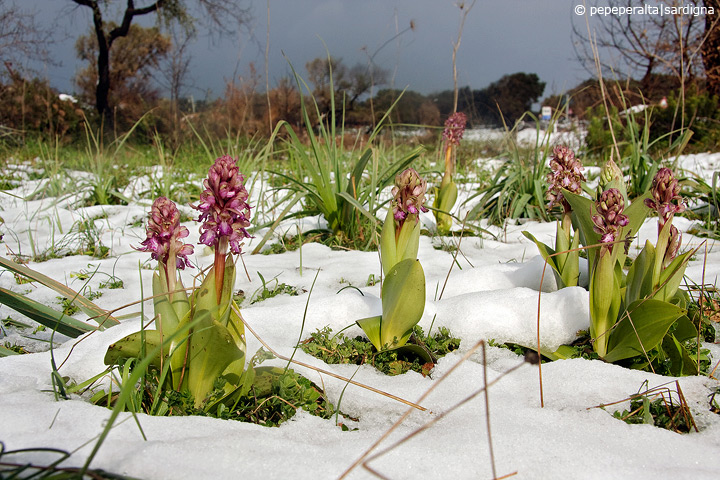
[[437, 180, 458, 212], [672, 315, 698, 343], [0, 256, 119, 328], [395, 344, 434, 364], [625, 240, 655, 305], [186, 309, 246, 408], [356, 315, 383, 351], [661, 334, 698, 376], [104, 329, 168, 368], [604, 299, 685, 363], [655, 250, 693, 302], [193, 255, 236, 327], [380, 209, 397, 275], [563, 190, 599, 267], [153, 270, 179, 334], [589, 252, 621, 357], [0, 345, 20, 356], [0, 287, 95, 338], [543, 345, 579, 361], [379, 259, 426, 349], [435, 180, 458, 235], [522, 230, 562, 288], [380, 209, 420, 275]]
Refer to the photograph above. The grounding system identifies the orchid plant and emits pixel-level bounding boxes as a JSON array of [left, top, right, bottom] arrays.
[[433, 112, 466, 235], [523, 147, 700, 373], [356, 168, 427, 352], [523, 146, 585, 288], [561, 165, 698, 372], [105, 155, 255, 410]]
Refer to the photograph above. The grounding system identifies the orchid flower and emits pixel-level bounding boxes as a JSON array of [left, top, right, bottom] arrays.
[[193, 155, 252, 301], [135, 196, 194, 296]]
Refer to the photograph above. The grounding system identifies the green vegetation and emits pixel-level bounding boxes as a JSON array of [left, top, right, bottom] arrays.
[[301, 325, 461, 377], [604, 382, 698, 434]]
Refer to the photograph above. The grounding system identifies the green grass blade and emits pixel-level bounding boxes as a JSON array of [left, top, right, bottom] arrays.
[[0, 287, 94, 338], [0, 256, 118, 329]]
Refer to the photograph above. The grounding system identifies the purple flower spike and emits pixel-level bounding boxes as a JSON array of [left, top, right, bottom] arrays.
[[644, 167, 685, 230], [442, 112, 467, 147], [135, 197, 194, 269], [547, 145, 585, 213], [592, 188, 629, 248], [194, 155, 252, 255], [391, 168, 428, 228]]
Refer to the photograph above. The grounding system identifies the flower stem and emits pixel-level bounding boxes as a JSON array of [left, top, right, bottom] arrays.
[[215, 237, 228, 304]]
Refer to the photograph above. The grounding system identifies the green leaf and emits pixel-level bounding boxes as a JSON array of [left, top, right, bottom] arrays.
[[522, 230, 562, 288], [563, 190, 599, 266], [186, 309, 246, 408], [153, 271, 179, 334], [511, 193, 532, 219], [435, 180, 458, 235], [380, 209, 420, 275], [0, 256, 119, 329], [337, 191, 378, 224], [395, 344, 434, 364], [438, 180, 458, 212], [0, 345, 20, 356], [625, 240, 655, 305], [604, 299, 685, 363], [672, 315, 697, 343], [380, 209, 398, 275], [0, 287, 95, 338], [543, 344, 578, 361], [193, 255, 236, 327], [378, 259, 426, 350], [356, 315, 383, 351], [104, 329, 168, 368], [655, 250, 693, 302], [589, 252, 621, 357]]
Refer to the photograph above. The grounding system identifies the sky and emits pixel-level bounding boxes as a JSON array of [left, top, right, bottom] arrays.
[[22, 0, 592, 101]]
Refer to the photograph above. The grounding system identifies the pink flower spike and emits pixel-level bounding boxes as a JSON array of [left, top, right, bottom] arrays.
[[135, 197, 194, 270], [442, 112, 468, 147], [547, 145, 585, 213], [592, 188, 628, 250], [193, 155, 253, 255], [645, 167, 685, 231]]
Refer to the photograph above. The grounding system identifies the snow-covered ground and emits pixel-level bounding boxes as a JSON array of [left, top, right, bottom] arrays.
[[0, 153, 719, 479]]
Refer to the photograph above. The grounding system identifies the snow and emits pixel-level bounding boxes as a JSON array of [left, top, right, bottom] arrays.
[[1, 154, 719, 479]]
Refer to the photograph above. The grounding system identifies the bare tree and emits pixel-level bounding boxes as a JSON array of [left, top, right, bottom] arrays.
[[69, 0, 250, 118], [702, 0, 720, 98], [0, 0, 53, 76], [573, 0, 705, 91], [155, 24, 194, 147]]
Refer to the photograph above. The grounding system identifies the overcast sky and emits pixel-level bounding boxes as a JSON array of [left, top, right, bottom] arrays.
[[23, 0, 591, 101]]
